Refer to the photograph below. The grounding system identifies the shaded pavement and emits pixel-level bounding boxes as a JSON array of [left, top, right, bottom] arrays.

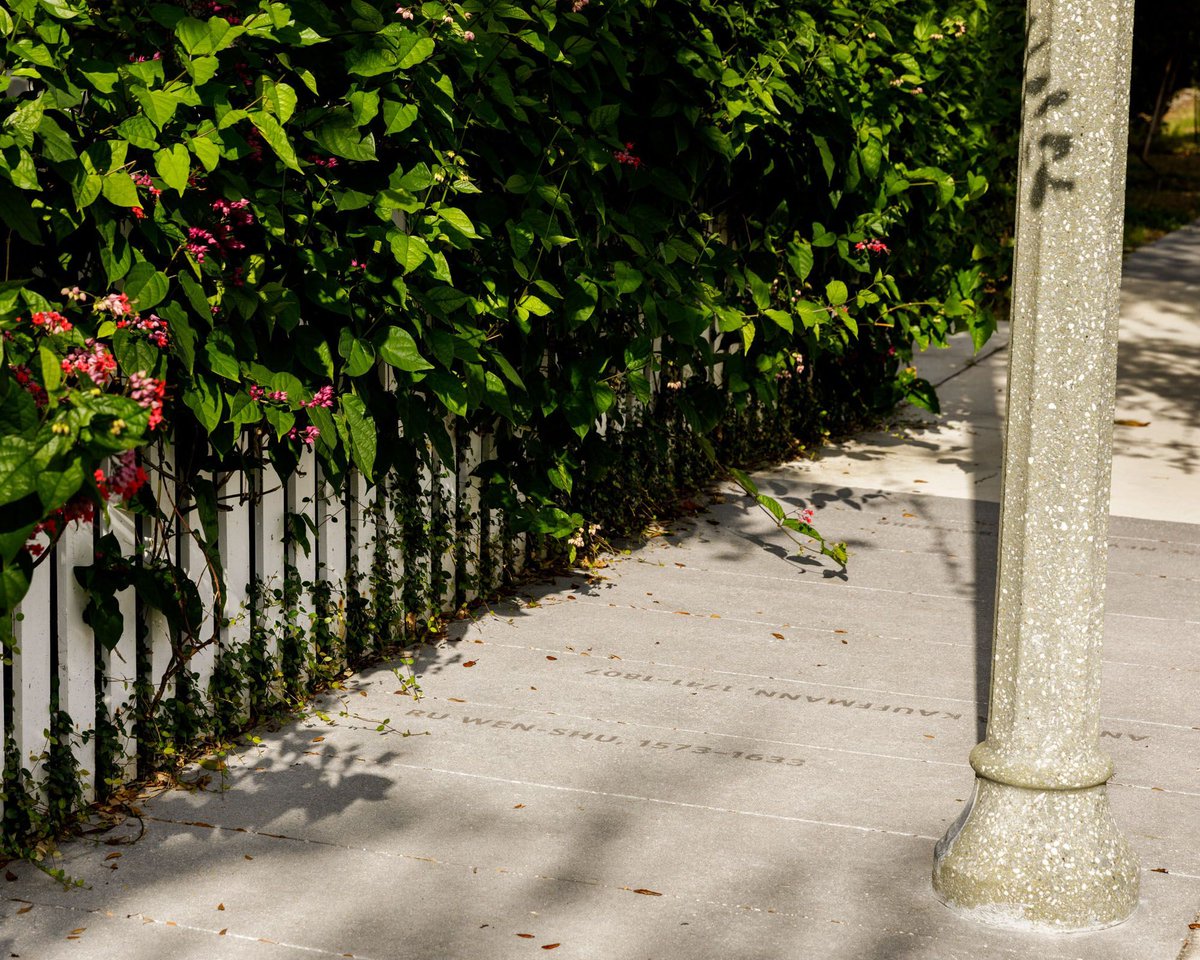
[[2, 225, 1199, 959]]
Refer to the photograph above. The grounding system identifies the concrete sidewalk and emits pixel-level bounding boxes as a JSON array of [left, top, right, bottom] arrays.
[[2, 225, 1198, 959]]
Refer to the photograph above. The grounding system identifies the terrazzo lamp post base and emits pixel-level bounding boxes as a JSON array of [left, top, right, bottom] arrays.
[[931, 0, 1139, 931]]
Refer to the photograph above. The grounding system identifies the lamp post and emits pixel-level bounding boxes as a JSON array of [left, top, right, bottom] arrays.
[[931, 0, 1140, 930]]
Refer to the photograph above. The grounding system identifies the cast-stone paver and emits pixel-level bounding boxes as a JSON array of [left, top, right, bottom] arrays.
[[3, 225, 1198, 959]]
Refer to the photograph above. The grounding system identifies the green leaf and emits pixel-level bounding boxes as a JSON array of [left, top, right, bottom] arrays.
[[314, 113, 377, 161], [389, 232, 430, 273], [250, 112, 300, 171], [0, 436, 38, 508], [340, 394, 376, 478], [39, 344, 61, 392], [426, 370, 467, 416], [117, 115, 160, 150], [101, 173, 140, 208], [517, 294, 551, 317], [728, 467, 758, 497], [262, 79, 298, 123], [378, 326, 433, 372], [134, 88, 180, 129], [189, 133, 221, 171], [437, 206, 479, 239], [124, 261, 169, 311], [825, 280, 848, 306], [811, 135, 835, 183], [338, 329, 376, 377], [398, 35, 436, 69], [905, 378, 941, 414], [788, 240, 814, 281], [204, 329, 241, 381], [614, 262, 643, 294], [154, 143, 191, 194], [764, 309, 794, 333], [0, 557, 31, 611], [36, 462, 83, 513], [383, 100, 418, 134], [860, 138, 883, 178], [185, 55, 220, 85]]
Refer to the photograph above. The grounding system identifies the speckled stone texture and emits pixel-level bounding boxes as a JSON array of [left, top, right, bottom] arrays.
[[934, 781, 1139, 930], [931, 0, 1140, 929]]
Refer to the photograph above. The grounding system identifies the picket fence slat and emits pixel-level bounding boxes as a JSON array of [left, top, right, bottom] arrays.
[[434, 425, 457, 611], [55, 523, 96, 800], [103, 507, 139, 780], [12, 557, 52, 787], [183, 489, 217, 711], [254, 465, 286, 686]]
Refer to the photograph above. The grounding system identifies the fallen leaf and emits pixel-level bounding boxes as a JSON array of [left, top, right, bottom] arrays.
[[166, 921, 177, 927], [841, 639, 848, 644], [902, 513, 916, 518], [1114, 419, 1150, 427], [674, 563, 686, 568], [219, 928, 228, 936], [674, 611, 690, 616], [17, 905, 32, 914], [609, 655, 621, 660], [1151, 867, 1169, 874], [632, 888, 662, 896], [104, 852, 122, 861], [70, 928, 86, 935], [448, 698, 466, 703], [771, 633, 784, 640], [514, 804, 525, 809], [913, 479, 927, 484], [1189, 922, 1200, 929], [517, 933, 535, 938], [1151, 786, 1164, 792], [217, 903, 225, 911], [546, 656, 557, 661], [244, 855, 254, 861], [311, 737, 325, 743], [463, 661, 477, 668], [834, 629, 847, 634], [542, 945, 561, 951], [923, 735, 935, 740]]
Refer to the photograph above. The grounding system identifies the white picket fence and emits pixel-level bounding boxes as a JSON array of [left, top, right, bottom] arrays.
[[1, 419, 523, 834]]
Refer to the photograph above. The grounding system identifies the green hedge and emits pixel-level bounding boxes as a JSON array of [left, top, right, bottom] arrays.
[[0, 0, 1023, 622]]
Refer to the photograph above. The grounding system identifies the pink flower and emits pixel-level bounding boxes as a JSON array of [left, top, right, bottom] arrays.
[[396, 5, 414, 18], [613, 142, 644, 169], [463, 30, 475, 40], [30, 310, 74, 333], [572, 0, 589, 10], [61, 340, 119, 386], [854, 239, 890, 255], [800, 508, 815, 525], [287, 425, 320, 446], [249, 385, 266, 401], [128, 371, 166, 430], [269, 390, 288, 403], [303, 385, 336, 409]]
